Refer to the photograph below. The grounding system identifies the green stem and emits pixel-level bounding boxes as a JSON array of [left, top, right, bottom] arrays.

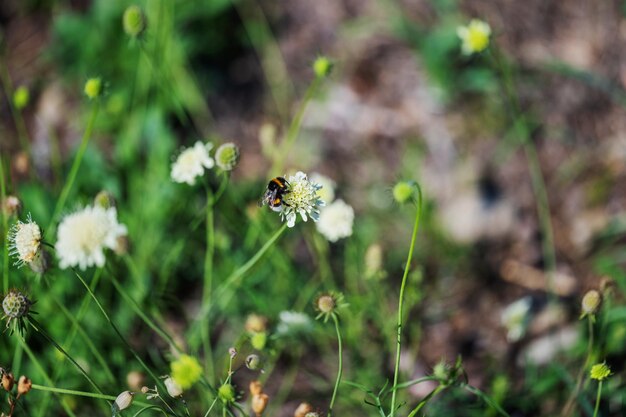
[[592, 381, 603, 417], [561, 317, 594, 416], [31, 384, 154, 409], [0, 156, 8, 293], [19, 337, 79, 417], [270, 77, 321, 176], [462, 383, 511, 417], [203, 397, 219, 417], [389, 185, 423, 417], [28, 318, 105, 395], [328, 314, 343, 417], [202, 187, 216, 382], [194, 223, 288, 325], [48, 102, 100, 232]]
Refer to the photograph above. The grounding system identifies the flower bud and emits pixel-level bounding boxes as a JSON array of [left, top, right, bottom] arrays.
[[1, 372, 14, 392], [590, 362, 611, 381], [245, 354, 262, 371], [393, 181, 415, 204], [123, 5, 146, 38], [245, 314, 268, 333], [94, 190, 116, 209], [127, 371, 145, 391], [84, 78, 102, 100], [252, 393, 269, 416], [250, 332, 267, 351], [215, 142, 239, 171], [140, 386, 150, 394], [17, 376, 31, 396], [114, 391, 134, 411], [294, 402, 313, 417], [3, 196, 22, 218], [249, 380, 262, 396], [12, 86, 29, 110], [313, 56, 333, 78], [581, 290, 601, 318], [229, 347, 238, 359], [218, 383, 235, 403], [164, 376, 183, 398]]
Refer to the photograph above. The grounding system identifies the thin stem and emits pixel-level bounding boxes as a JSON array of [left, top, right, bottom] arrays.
[[328, 314, 343, 417], [592, 381, 603, 417], [31, 384, 154, 409], [561, 316, 594, 416], [389, 185, 423, 417], [194, 223, 288, 325], [203, 397, 219, 417], [28, 318, 105, 395], [0, 60, 32, 157], [202, 186, 216, 382], [0, 157, 8, 293], [48, 102, 100, 232], [270, 77, 321, 176], [462, 383, 511, 417]]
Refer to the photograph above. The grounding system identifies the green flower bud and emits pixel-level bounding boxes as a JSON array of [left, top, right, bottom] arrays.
[[393, 181, 415, 204], [250, 332, 267, 350], [215, 142, 239, 171], [13, 86, 29, 110], [123, 5, 146, 38], [590, 362, 611, 381], [313, 56, 333, 78], [84, 78, 102, 100], [218, 383, 235, 403]]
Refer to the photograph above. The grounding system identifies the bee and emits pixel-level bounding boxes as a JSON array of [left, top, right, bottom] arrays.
[[259, 177, 290, 212]]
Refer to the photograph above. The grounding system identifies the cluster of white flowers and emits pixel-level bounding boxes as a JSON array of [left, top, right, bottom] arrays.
[[279, 171, 325, 228], [170, 141, 215, 185], [171, 141, 240, 185], [8, 214, 42, 267], [310, 172, 354, 242], [55, 205, 127, 270]]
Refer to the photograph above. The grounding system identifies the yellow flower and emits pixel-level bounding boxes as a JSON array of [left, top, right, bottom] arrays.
[[457, 19, 491, 55], [590, 363, 611, 381], [171, 355, 203, 389]]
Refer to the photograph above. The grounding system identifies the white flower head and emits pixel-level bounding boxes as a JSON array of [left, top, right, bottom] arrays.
[[56, 205, 128, 270], [501, 296, 532, 342], [280, 171, 325, 228], [8, 214, 42, 267], [276, 311, 313, 336], [309, 172, 336, 205], [316, 199, 354, 242], [171, 141, 214, 185]]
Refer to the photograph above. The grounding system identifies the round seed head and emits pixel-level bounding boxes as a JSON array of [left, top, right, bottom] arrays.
[[123, 5, 146, 38], [218, 383, 235, 403], [215, 142, 240, 171], [590, 363, 611, 381], [393, 181, 415, 204], [12, 86, 29, 110], [84, 78, 102, 99], [2, 291, 30, 319], [313, 56, 333, 78]]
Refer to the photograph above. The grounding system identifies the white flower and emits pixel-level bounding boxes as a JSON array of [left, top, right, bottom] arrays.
[[8, 215, 42, 267], [280, 171, 325, 228], [457, 19, 491, 55], [276, 311, 313, 336], [501, 297, 532, 342], [55, 205, 128, 270], [309, 172, 335, 204], [170, 141, 214, 185], [316, 199, 354, 242]]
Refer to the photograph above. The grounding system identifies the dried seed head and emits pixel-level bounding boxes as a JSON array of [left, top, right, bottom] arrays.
[[581, 290, 601, 318], [294, 402, 313, 417], [252, 393, 269, 416], [2, 290, 31, 319], [164, 376, 183, 398], [245, 354, 262, 371], [114, 391, 134, 411], [17, 376, 31, 396], [249, 380, 262, 396], [1, 372, 14, 392]]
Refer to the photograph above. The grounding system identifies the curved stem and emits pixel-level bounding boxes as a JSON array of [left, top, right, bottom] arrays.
[[49, 102, 100, 232], [328, 314, 343, 417], [390, 185, 423, 416]]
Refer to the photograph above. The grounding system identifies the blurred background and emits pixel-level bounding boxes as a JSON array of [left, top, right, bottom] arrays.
[[2, 0, 626, 416]]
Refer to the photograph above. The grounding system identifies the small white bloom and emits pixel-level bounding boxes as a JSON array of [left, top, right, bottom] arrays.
[[501, 297, 532, 342], [170, 141, 214, 185], [8, 215, 42, 267], [164, 376, 183, 398], [309, 172, 336, 204], [56, 205, 128, 270], [316, 199, 354, 242], [280, 171, 325, 228], [276, 311, 312, 335]]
